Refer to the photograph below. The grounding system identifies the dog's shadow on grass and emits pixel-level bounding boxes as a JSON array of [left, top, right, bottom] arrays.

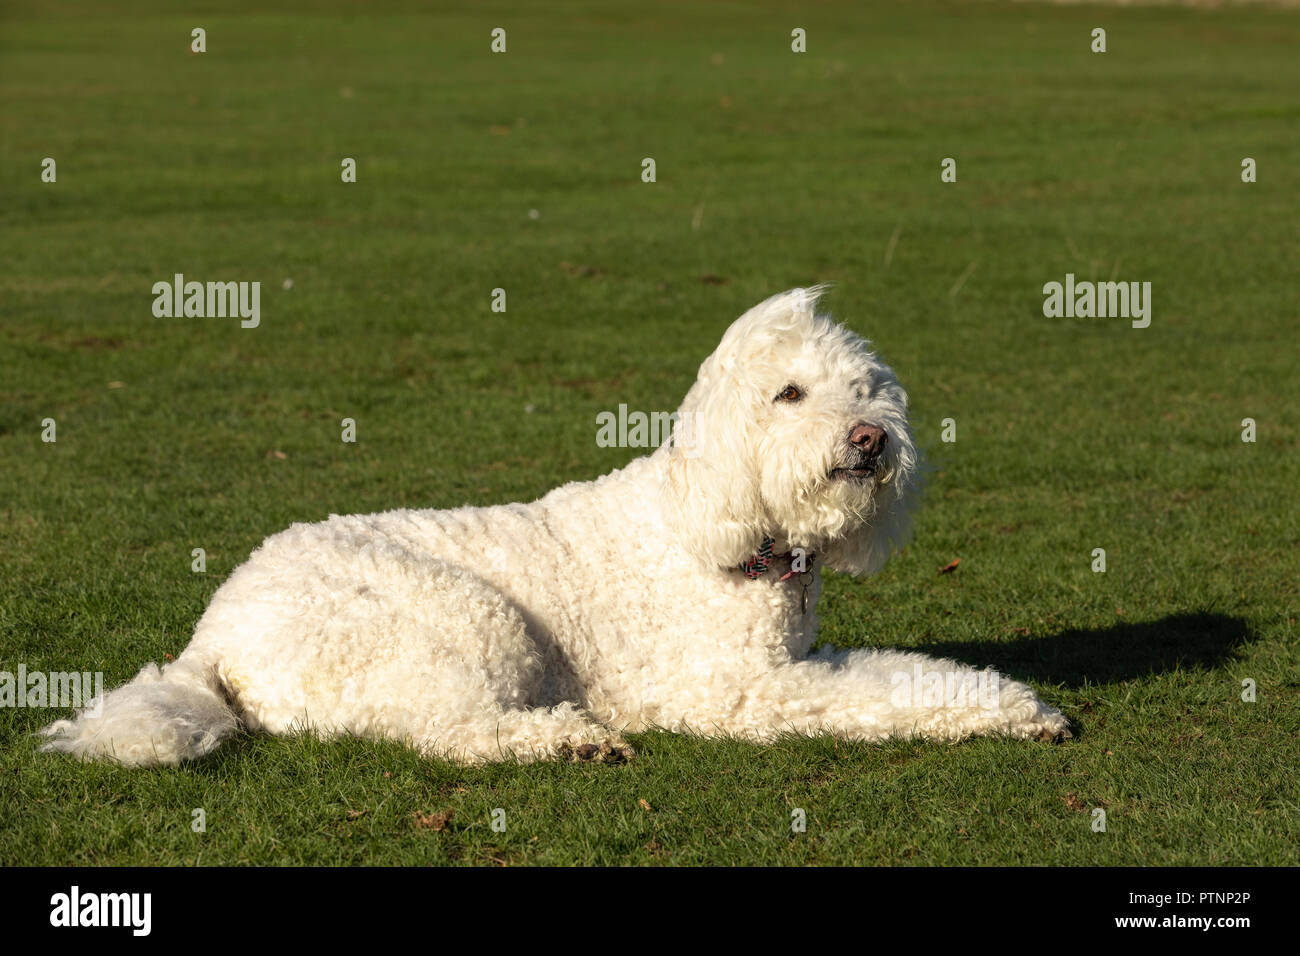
[[910, 611, 1252, 689]]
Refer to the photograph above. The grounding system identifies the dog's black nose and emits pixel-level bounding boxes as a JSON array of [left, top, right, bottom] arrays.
[[849, 423, 887, 459]]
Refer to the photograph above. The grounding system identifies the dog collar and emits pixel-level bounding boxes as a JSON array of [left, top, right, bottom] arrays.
[[739, 537, 817, 613], [739, 536, 817, 579], [739, 536, 778, 579]]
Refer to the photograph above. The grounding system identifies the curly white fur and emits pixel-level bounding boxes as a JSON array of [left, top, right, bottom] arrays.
[[41, 288, 1069, 767]]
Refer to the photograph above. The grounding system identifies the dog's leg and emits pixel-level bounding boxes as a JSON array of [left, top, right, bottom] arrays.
[[678, 646, 1070, 745], [415, 701, 634, 765], [786, 646, 1071, 742]]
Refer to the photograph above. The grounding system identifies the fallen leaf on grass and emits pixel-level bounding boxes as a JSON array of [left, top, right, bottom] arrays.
[[638, 798, 652, 811], [413, 809, 454, 831], [939, 558, 960, 574]]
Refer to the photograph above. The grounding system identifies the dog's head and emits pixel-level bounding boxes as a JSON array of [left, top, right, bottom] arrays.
[[661, 287, 920, 576]]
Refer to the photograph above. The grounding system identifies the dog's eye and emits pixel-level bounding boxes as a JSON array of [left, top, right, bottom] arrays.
[[775, 385, 803, 403]]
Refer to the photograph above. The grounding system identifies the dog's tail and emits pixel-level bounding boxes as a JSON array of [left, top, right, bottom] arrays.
[[38, 653, 239, 767]]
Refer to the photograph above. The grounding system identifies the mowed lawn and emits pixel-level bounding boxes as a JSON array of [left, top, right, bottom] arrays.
[[1, 0, 1298, 866]]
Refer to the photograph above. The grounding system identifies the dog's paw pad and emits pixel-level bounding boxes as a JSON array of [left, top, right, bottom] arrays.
[[1033, 716, 1073, 744], [558, 740, 635, 763], [600, 741, 635, 764]]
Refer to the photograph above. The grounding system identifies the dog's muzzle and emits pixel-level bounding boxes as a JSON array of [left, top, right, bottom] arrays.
[[830, 423, 888, 481]]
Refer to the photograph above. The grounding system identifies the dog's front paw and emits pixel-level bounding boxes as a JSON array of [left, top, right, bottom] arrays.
[[1028, 704, 1073, 744], [557, 739, 636, 764]]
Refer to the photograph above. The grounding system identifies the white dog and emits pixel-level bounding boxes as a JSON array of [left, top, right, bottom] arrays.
[[41, 288, 1070, 767]]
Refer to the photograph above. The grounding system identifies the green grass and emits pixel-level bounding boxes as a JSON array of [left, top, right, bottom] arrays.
[[2, 0, 1298, 866]]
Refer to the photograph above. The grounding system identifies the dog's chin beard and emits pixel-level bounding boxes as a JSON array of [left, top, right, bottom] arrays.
[[807, 471, 882, 522], [829, 443, 889, 486], [829, 458, 890, 489], [763, 459, 885, 543], [829, 467, 876, 483]]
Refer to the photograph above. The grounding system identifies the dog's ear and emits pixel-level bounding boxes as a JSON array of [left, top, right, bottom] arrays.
[[820, 504, 913, 576], [659, 359, 770, 570]]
